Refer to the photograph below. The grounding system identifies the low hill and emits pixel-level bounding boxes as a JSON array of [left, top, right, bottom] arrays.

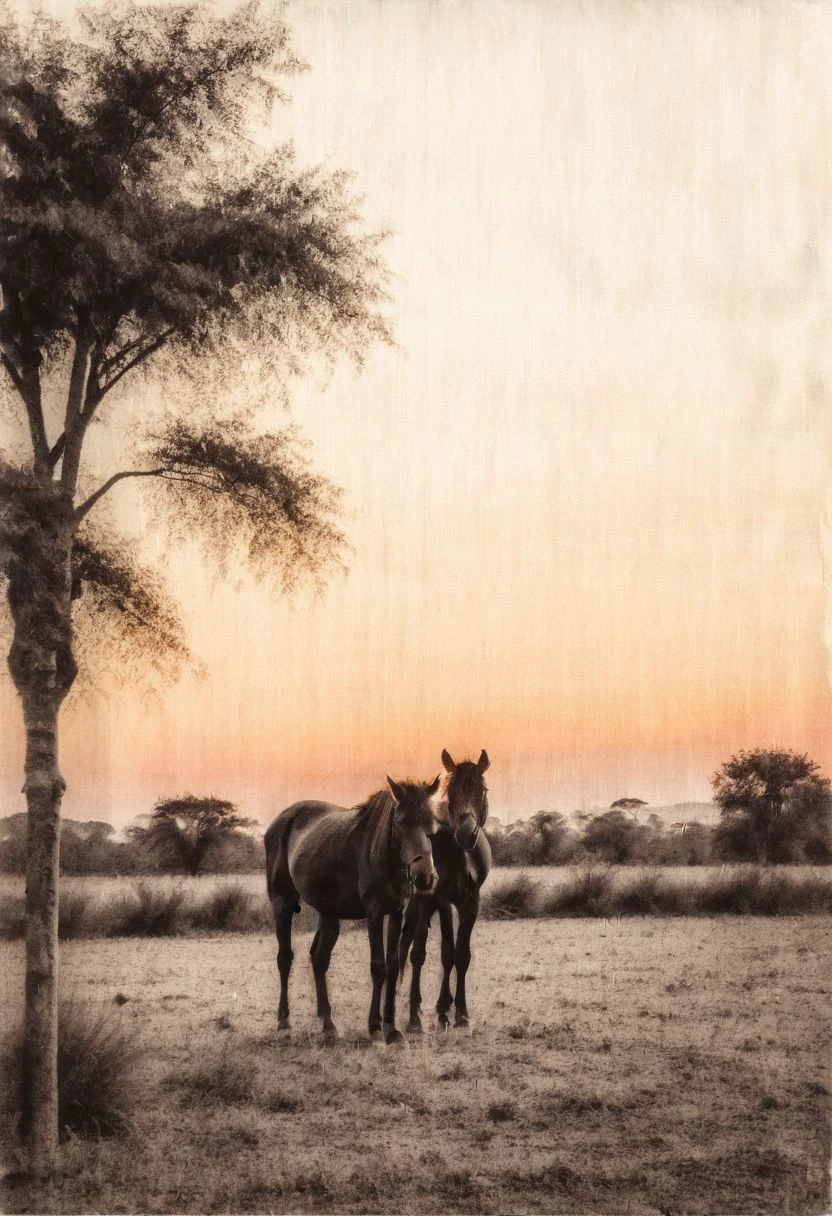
[[638, 802, 720, 826]]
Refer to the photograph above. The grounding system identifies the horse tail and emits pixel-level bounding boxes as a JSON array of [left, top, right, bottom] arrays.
[[264, 812, 303, 912], [264, 820, 277, 901], [264, 814, 293, 902]]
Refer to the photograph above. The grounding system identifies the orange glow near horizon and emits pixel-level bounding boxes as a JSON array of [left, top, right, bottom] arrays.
[[2, 0, 832, 826]]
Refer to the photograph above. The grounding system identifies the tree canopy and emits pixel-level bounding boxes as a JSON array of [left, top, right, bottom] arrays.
[[0, 0, 390, 677], [712, 749, 832, 864], [130, 795, 257, 875]]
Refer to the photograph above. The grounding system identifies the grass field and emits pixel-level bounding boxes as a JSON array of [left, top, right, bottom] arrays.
[[3, 866, 832, 940], [1, 915, 830, 1214]]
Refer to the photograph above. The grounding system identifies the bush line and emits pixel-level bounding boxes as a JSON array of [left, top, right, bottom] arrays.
[[480, 867, 832, 919], [1, 869, 832, 940]]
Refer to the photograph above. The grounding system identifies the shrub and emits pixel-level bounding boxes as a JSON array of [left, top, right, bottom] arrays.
[[486, 1100, 516, 1122], [695, 868, 832, 915], [106, 882, 185, 936], [481, 873, 540, 919], [187, 882, 259, 932], [58, 887, 91, 939], [611, 870, 665, 915], [612, 869, 700, 915], [542, 869, 614, 917], [0, 893, 24, 939], [3, 1002, 143, 1141]]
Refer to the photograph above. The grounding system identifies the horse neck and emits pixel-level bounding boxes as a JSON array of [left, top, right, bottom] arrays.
[[361, 792, 397, 873]]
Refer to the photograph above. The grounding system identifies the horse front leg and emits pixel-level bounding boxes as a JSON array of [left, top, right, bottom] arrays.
[[366, 910, 387, 1040], [407, 897, 436, 1034], [383, 909, 404, 1044], [453, 889, 480, 1027], [435, 901, 455, 1029], [398, 897, 419, 978]]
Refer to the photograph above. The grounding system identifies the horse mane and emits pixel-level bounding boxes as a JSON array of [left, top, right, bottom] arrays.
[[354, 790, 396, 870]]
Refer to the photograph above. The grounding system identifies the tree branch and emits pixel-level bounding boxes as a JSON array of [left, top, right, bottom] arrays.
[[95, 329, 175, 401], [74, 468, 166, 521], [98, 332, 152, 377], [60, 327, 93, 494], [47, 433, 66, 472]]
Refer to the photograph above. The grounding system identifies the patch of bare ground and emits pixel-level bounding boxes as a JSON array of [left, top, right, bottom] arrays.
[[0, 917, 830, 1214]]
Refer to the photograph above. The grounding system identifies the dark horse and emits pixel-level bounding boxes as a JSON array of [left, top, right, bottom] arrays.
[[264, 777, 441, 1043], [398, 749, 491, 1031]]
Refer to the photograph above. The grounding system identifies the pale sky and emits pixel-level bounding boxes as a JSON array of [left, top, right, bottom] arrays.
[[2, 0, 832, 825]]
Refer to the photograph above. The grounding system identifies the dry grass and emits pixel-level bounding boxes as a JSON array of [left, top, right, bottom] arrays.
[[0, 916, 829, 1214], [3, 868, 832, 941]]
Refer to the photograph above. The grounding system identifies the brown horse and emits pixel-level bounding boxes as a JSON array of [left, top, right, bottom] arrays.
[[399, 749, 491, 1030], [264, 777, 441, 1043]]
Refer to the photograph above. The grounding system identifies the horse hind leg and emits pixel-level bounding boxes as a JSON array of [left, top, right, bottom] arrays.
[[272, 896, 296, 1031], [310, 914, 340, 1038]]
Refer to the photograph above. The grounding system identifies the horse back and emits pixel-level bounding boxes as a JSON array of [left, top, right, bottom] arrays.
[[265, 801, 347, 899], [266, 800, 369, 917]]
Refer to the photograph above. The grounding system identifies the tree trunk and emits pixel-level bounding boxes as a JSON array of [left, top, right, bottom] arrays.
[[20, 688, 64, 1177], [3, 483, 76, 1178]]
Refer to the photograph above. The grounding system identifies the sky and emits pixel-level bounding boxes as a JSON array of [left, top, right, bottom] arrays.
[[2, 0, 832, 825]]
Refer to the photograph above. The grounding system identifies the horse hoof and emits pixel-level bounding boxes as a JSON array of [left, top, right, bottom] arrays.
[[454, 1014, 470, 1029], [407, 1018, 424, 1035], [277, 1017, 291, 1032], [437, 1015, 451, 1031], [369, 1027, 383, 1042], [321, 1022, 340, 1041], [384, 1027, 405, 1046]]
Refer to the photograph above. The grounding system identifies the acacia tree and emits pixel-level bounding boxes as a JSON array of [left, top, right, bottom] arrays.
[[712, 749, 832, 864], [0, 1, 388, 1175], [610, 797, 647, 819], [131, 795, 257, 875]]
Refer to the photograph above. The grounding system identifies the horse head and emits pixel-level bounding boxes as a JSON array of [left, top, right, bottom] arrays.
[[441, 748, 489, 851], [386, 776, 442, 892]]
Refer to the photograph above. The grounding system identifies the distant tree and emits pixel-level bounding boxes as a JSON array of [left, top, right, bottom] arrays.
[[0, 0, 389, 1172], [711, 749, 832, 864], [610, 797, 648, 818], [130, 796, 257, 876], [581, 810, 640, 864], [527, 811, 577, 864]]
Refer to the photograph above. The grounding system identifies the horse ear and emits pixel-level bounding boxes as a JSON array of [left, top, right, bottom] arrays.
[[477, 749, 490, 773], [441, 749, 455, 772], [427, 774, 441, 796], [387, 776, 405, 802]]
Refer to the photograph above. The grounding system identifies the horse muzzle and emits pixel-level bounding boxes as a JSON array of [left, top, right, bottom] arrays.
[[454, 816, 480, 852], [407, 857, 438, 892]]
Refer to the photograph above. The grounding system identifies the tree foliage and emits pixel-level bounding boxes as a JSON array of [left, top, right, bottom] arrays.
[[129, 795, 257, 876], [712, 749, 832, 864], [0, 0, 389, 677]]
